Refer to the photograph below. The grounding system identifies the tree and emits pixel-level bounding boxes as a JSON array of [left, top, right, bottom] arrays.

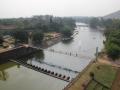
[[0, 36, 3, 45], [61, 26, 73, 37], [33, 31, 44, 44], [12, 31, 28, 43], [105, 29, 120, 60], [104, 19, 120, 60], [89, 18, 99, 28], [106, 43, 120, 60]]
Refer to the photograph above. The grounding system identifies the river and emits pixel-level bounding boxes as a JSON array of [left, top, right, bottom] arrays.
[[0, 23, 105, 90]]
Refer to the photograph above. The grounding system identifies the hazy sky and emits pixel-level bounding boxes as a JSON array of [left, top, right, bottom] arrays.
[[0, 0, 120, 18]]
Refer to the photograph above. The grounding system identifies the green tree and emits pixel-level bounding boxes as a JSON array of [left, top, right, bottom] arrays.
[[33, 31, 44, 44], [12, 31, 28, 43], [106, 43, 120, 60], [61, 26, 73, 37], [89, 18, 99, 28], [104, 19, 120, 60]]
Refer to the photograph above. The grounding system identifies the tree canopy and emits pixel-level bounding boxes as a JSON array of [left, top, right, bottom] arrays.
[[104, 19, 120, 60], [0, 15, 76, 44]]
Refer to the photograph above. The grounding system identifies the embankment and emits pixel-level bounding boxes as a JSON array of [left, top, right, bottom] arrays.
[[0, 46, 37, 63]]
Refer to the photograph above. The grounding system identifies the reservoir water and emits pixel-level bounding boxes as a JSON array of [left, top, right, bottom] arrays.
[[0, 23, 105, 90]]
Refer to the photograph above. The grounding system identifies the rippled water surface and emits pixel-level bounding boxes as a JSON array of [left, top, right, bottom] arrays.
[[0, 23, 105, 90]]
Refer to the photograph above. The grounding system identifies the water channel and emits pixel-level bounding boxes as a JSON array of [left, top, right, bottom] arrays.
[[0, 23, 105, 90]]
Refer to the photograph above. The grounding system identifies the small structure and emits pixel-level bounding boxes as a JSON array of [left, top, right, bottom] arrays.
[[43, 32, 61, 41], [2, 35, 15, 48]]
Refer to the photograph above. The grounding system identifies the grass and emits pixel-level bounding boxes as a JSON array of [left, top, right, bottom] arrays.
[[86, 80, 96, 90], [93, 64, 117, 87], [85, 63, 117, 90], [0, 61, 16, 71], [67, 62, 117, 90], [86, 80, 110, 90], [0, 61, 17, 81], [95, 84, 103, 90]]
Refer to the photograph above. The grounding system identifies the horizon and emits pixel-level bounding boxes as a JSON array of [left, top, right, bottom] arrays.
[[0, 0, 120, 18]]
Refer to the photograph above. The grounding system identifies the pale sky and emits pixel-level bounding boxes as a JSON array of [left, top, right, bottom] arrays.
[[0, 0, 120, 18]]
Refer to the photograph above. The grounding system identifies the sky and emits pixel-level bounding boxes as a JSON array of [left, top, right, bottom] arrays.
[[0, 0, 120, 18]]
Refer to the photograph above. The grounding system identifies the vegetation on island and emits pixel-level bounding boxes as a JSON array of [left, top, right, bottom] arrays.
[[61, 26, 73, 38], [0, 15, 75, 45], [33, 31, 44, 44]]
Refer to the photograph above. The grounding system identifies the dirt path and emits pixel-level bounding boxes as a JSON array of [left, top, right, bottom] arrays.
[[98, 58, 120, 68], [98, 57, 120, 90], [111, 69, 120, 90]]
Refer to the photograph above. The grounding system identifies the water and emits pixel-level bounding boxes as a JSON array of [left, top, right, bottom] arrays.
[[0, 62, 67, 90], [0, 23, 105, 90]]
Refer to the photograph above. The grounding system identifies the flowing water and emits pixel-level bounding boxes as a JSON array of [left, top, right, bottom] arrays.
[[0, 23, 105, 90]]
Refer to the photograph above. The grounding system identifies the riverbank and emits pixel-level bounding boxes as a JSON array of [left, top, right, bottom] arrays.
[[39, 36, 62, 49], [0, 47, 10, 53], [63, 60, 118, 90], [63, 60, 94, 90]]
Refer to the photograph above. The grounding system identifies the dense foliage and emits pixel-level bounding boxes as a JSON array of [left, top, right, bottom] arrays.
[[0, 15, 75, 32], [104, 21, 120, 60], [0, 15, 75, 44], [12, 31, 28, 43], [33, 31, 44, 44], [90, 18, 120, 60], [89, 18, 104, 28], [61, 25, 73, 37]]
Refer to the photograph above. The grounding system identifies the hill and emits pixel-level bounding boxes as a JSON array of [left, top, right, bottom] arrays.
[[103, 10, 120, 19]]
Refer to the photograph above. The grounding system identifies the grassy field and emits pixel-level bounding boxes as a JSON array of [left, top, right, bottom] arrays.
[[67, 62, 118, 90], [111, 69, 120, 90], [85, 63, 117, 90], [86, 80, 110, 90]]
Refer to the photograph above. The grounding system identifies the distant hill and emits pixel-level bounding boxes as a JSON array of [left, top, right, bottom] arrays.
[[103, 10, 120, 19]]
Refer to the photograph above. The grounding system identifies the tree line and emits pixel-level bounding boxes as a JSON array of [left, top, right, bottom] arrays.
[[89, 18, 120, 60], [71, 16, 120, 60], [0, 15, 75, 32], [0, 15, 76, 44], [104, 19, 120, 60]]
